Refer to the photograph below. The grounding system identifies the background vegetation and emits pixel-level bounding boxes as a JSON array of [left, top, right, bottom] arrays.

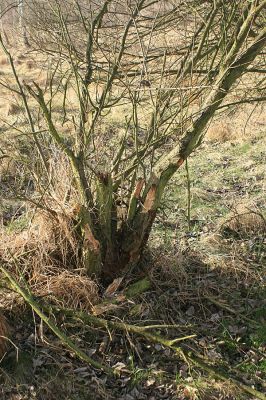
[[0, 1, 265, 399]]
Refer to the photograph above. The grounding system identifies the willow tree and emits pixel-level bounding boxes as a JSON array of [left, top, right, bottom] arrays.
[[1, 0, 265, 282]]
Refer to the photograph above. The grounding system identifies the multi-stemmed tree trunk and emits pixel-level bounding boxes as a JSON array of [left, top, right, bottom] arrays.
[[1, 0, 266, 283]]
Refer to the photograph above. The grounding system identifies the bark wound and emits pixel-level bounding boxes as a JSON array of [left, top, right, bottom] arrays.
[[143, 184, 157, 212], [129, 184, 158, 262], [176, 157, 184, 168], [84, 225, 100, 254], [134, 178, 145, 199], [103, 183, 158, 280], [83, 224, 102, 276]]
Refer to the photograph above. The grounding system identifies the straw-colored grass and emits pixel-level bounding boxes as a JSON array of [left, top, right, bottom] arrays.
[[206, 121, 233, 143], [5, 102, 24, 116], [221, 203, 265, 237], [0, 208, 100, 312], [0, 56, 8, 66], [36, 271, 99, 311], [206, 105, 266, 143]]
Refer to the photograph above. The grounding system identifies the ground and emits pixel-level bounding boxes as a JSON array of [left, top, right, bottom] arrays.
[[0, 45, 265, 400], [1, 125, 265, 399]]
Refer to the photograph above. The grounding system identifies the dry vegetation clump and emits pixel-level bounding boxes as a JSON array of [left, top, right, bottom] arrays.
[[0, 230, 29, 260], [25, 60, 34, 70], [0, 156, 12, 181], [151, 246, 207, 292], [16, 53, 27, 61], [220, 203, 266, 238], [0, 209, 80, 280], [5, 102, 24, 116], [191, 211, 265, 283], [0, 209, 100, 311], [32, 210, 80, 268], [0, 312, 11, 359], [0, 56, 8, 65], [206, 121, 234, 143], [206, 104, 266, 143], [35, 271, 99, 311], [204, 252, 260, 281], [0, 158, 26, 191], [152, 249, 188, 284]]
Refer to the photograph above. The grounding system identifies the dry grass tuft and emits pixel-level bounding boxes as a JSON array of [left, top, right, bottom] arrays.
[[17, 54, 27, 61], [0, 312, 10, 359], [36, 271, 99, 311], [151, 246, 206, 291], [0, 208, 99, 311], [14, 58, 23, 65], [26, 60, 34, 70], [0, 208, 80, 281], [32, 210, 80, 269], [0, 230, 29, 260], [206, 121, 233, 143], [206, 104, 266, 143], [0, 56, 8, 66], [220, 204, 265, 238], [5, 102, 24, 116], [153, 250, 188, 284], [0, 151, 82, 289]]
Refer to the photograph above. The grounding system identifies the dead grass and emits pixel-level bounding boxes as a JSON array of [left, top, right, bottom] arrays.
[[25, 60, 34, 70], [16, 54, 27, 61], [0, 56, 8, 66], [206, 121, 234, 143], [0, 209, 80, 280], [5, 102, 24, 116], [220, 203, 265, 237], [206, 104, 266, 143], [36, 271, 99, 311], [0, 208, 100, 313]]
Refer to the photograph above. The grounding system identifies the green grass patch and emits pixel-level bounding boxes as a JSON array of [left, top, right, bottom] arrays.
[[239, 359, 266, 374], [5, 214, 29, 233]]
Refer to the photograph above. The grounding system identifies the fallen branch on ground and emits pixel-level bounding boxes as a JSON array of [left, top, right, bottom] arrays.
[[0, 265, 114, 375], [205, 295, 260, 326], [53, 308, 266, 400]]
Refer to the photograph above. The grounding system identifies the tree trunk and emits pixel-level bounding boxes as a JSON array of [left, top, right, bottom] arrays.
[[86, 24, 266, 283]]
